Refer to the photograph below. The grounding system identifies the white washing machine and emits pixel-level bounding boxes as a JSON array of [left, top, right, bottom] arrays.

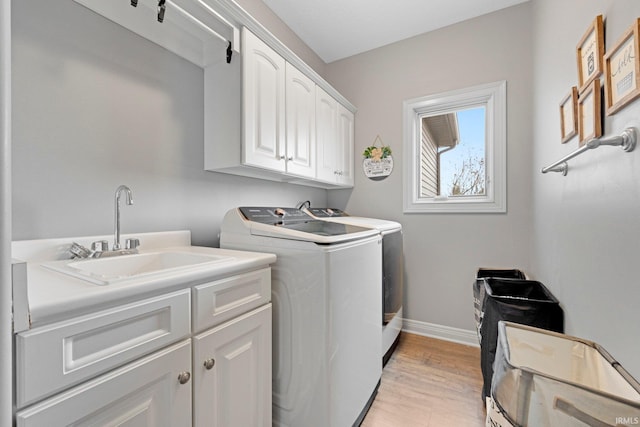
[[303, 207, 403, 365], [220, 207, 382, 427]]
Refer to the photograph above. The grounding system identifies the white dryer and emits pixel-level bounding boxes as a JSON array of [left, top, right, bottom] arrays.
[[303, 207, 403, 365], [220, 207, 382, 427]]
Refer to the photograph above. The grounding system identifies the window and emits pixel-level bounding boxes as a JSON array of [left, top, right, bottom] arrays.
[[403, 81, 506, 213]]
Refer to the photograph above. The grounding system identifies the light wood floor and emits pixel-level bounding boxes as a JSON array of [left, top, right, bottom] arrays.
[[362, 333, 486, 427]]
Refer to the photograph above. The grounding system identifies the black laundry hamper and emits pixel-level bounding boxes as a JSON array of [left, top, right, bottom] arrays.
[[476, 276, 564, 401], [473, 269, 526, 339]]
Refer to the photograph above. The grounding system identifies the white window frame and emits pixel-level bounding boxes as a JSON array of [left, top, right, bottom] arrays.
[[403, 80, 507, 213]]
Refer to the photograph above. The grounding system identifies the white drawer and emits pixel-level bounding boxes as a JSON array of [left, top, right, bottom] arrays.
[[193, 268, 271, 332], [15, 289, 191, 408]]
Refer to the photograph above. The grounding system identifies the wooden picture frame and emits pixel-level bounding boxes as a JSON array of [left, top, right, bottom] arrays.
[[559, 87, 578, 143], [577, 15, 605, 93], [604, 18, 640, 115], [578, 79, 602, 145]]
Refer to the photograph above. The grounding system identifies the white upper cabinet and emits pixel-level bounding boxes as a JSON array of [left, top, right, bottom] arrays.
[[242, 29, 287, 172], [242, 29, 318, 180], [316, 86, 339, 182], [337, 103, 355, 186], [285, 63, 316, 178], [205, 27, 354, 188], [316, 87, 355, 186]]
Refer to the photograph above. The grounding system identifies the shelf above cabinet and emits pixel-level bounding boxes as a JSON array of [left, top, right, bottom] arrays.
[[73, 0, 356, 189], [74, 0, 239, 68]]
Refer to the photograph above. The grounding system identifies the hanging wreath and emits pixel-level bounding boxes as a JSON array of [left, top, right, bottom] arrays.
[[363, 145, 392, 161], [362, 135, 394, 180]]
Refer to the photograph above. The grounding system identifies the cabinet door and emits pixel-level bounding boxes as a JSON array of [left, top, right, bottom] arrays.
[[242, 29, 286, 172], [336, 104, 355, 186], [285, 63, 316, 178], [315, 86, 339, 182], [193, 304, 272, 427], [16, 340, 192, 427]]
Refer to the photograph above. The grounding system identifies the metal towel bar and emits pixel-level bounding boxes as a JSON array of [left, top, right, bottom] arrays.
[[541, 127, 637, 175]]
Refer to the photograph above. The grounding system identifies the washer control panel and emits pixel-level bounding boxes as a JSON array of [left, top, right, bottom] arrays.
[[239, 207, 311, 223], [306, 208, 348, 217]]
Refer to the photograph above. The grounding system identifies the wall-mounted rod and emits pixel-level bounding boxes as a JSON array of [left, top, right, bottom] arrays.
[[167, 0, 230, 46], [541, 127, 637, 175], [196, 0, 236, 33]]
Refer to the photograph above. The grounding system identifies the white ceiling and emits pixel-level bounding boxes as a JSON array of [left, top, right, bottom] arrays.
[[261, 0, 530, 63]]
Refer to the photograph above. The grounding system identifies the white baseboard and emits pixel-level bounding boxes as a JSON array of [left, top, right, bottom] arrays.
[[402, 318, 480, 348]]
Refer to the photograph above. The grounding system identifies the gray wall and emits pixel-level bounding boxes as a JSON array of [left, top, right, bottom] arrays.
[[324, 4, 535, 332], [531, 0, 640, 378], [12, 0, 327, 246]]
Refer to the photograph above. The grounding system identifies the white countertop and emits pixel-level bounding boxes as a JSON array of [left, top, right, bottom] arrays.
[[12, 231, 276, 329]]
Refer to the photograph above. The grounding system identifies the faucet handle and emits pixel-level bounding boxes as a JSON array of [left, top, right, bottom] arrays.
[[125, 238, 140, 250], [91, 240, 109, 252], [69, 242, 91, 259]]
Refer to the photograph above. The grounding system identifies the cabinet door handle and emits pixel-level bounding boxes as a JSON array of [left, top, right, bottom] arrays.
[[203, 358, 216, 370], [177, 371, 191, 385]]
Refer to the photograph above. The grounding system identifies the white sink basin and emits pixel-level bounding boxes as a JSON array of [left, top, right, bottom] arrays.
[[44, 251, 233, 285]]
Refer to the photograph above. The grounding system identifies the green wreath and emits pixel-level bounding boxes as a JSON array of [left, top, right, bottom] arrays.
[[363, 145, 392, 160]]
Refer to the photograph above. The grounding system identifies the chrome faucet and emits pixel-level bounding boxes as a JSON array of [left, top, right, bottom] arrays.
[[66, 185, 139, 259], [113, 185, 134, 250]]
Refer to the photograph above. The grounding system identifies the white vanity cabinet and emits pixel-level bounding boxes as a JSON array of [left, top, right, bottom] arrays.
[[193, 304, 272, 427], [15, 340, 193, 427], [14, 265, 273, 427], [316, 86, 355, 186], [14, 289, 192, 408], [191, 268, 272, 426]]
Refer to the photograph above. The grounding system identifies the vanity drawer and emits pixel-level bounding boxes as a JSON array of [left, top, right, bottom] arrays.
[[193, 268, 271, 332], [15, 289, 191, 408]]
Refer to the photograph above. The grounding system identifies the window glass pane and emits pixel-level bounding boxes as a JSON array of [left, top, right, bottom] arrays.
[[440, 107, 485, 197]]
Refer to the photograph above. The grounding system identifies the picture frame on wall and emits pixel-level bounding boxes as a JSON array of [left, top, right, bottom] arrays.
[[578, 79, 602, 145], [559, 87, 578, 143], [604, 18, 640, 116], [576, 15, 605, 93]]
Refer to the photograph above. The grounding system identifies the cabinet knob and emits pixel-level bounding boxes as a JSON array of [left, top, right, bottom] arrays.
[[203, 358, 216, 370], [287, 157, 293, 161], [279, 155, 285, 160], [177, 371, 191, 385]]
